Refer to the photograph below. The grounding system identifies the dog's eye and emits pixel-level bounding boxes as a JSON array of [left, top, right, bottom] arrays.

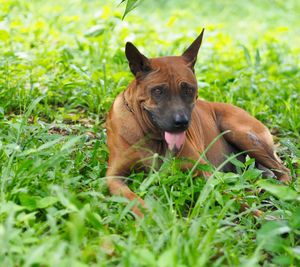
[[151, 87, 164, 98], [184, 87, 194, 95], [182, 84, 195, 97]]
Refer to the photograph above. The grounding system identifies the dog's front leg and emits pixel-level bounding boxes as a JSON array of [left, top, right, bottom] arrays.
[[106, 176, 146, 218], [106, 153, 146, 218]]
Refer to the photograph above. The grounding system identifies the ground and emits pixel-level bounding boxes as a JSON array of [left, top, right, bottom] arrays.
[[0, 0, 299, 266]]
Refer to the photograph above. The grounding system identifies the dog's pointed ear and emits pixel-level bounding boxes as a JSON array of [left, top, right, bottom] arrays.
[[125, 42, 152, 77], [182, 29, 204, 70]]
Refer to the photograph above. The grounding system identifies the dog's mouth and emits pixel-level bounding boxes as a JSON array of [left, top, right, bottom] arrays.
[[144, 108, 187, 151], [164, 131, 186, 151]]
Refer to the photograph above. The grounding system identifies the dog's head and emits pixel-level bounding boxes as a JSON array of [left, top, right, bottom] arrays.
[[125, 29, 204, 151]]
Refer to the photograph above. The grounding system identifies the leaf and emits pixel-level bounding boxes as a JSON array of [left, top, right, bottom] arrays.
[[84, 25, 105, 37], [158, 249, 175, 267], [214, 190, 224, 206], [258, 221, 290, 240], [17, 212, 37, 224], [289, 207, 300, 228], [60, 136, 82, 151], [229, 157, 245, 168], [36, 196, 58, 209], [273, 255, 293, 266], [134, 248, 156, 266], [19, 194, 38, 211], [121, 0, 140, 20], [292, 247, 300, 259], [119, 199, 138, 220], [244, 156, 255, 167], [257, 221, 291, 253], [281, 139, 300, 158], [240, 45, 252, 66], [255, 49, 261, 68], [197, 163, 213, 172], [86, 212, 103, 230], [257, 180, 299, 201], [16, 96, 44, 142], [19, 195, 58, 210], [243, 168, 262, 180], [19, 137, 64, 156]]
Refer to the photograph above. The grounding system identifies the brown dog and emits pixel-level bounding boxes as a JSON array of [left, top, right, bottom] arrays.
[[106, 29, 291, 217]]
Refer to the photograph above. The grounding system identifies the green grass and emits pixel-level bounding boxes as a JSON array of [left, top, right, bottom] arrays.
[[0, 0, 299, 266]]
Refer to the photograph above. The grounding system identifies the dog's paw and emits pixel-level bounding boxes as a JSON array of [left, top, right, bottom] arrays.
[[132, 197, 147, 219], [278, 173, 292, 184]]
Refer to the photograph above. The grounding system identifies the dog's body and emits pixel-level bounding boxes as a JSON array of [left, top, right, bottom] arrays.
[[106, 30, 291, 217]]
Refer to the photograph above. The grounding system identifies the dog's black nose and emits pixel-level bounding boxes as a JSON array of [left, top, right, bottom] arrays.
[[173, 113, 189, 128]]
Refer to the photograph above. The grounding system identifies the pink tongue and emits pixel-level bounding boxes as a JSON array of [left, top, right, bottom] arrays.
[[164, 131, 186, 151]]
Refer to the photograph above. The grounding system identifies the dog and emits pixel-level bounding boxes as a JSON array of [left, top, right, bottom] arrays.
[[105, 29, 291, 217]]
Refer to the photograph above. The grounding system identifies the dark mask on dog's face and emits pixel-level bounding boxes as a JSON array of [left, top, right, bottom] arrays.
[[125, 29, 204, 150]]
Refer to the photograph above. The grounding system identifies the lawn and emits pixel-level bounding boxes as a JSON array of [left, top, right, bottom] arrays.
[[0, 0, 299, 266]]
